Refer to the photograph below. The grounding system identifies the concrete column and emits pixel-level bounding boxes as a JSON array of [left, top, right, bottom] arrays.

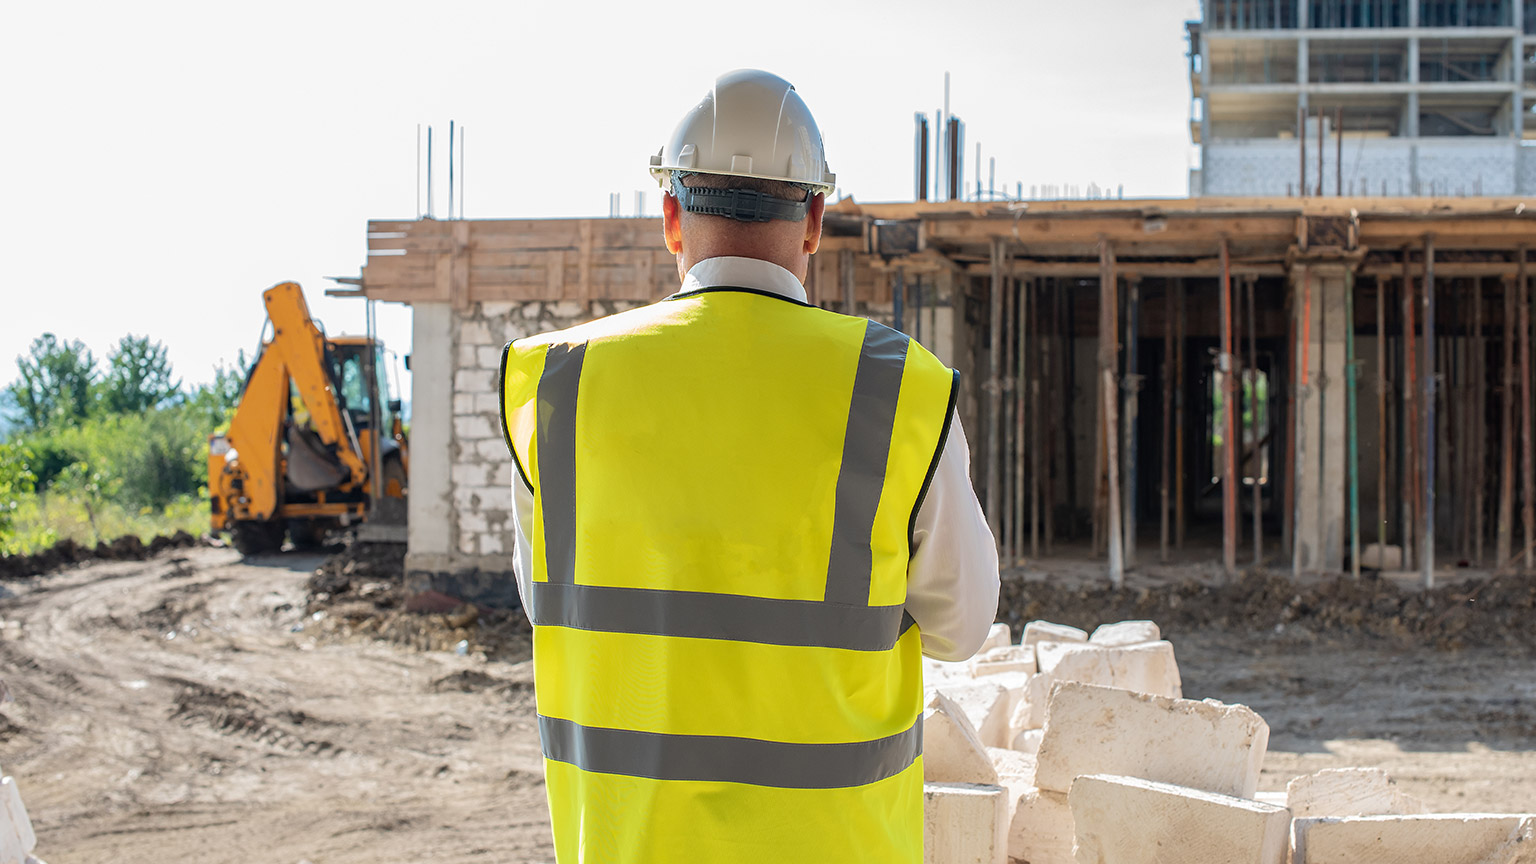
[[1291, 265, 1350, 573], [405, 302, 454, 570], [1200, 11, 1214, 193]]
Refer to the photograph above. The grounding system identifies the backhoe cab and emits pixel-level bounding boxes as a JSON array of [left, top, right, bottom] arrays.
[[209, 282, 408, 555]]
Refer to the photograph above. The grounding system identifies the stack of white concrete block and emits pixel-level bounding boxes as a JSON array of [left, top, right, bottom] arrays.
[[0, 770, 42, 864], [920, 619, 1536, 864]]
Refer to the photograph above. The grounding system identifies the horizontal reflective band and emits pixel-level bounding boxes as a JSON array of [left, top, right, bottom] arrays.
[[539, 714, 922, 789], [529, 580, 915, 651]]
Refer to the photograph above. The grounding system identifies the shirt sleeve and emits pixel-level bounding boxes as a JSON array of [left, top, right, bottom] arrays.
[[906, 411, 1001, 662], [511, 474, 535, 622]]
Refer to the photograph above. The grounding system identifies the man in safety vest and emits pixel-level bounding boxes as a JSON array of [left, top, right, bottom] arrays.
[[500, 69, 1000, 863]]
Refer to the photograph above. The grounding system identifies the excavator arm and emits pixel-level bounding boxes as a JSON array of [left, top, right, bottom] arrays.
[[214, 282, 368, 524]]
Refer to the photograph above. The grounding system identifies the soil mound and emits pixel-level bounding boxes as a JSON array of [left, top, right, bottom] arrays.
[[306, 541, 532, 662], [0, 530, 200, 581], [1000, 569, 1536, 651]]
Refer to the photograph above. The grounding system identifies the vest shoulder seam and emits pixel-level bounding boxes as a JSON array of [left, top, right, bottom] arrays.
[[499, 340, 535, 493], [667, 286, 815, 308]]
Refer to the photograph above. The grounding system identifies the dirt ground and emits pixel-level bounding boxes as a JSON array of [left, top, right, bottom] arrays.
[[0, 547, 1531, 863]]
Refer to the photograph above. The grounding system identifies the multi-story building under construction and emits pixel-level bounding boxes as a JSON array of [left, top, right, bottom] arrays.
[[1189, 0, 1536, 195]]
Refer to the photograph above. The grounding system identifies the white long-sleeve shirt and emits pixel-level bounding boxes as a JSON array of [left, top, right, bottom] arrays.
[[509, 255, 1000, 661]]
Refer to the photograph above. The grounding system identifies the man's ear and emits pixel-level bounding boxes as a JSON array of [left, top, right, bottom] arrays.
[[662, 192, 683, 254], [802, 193, 825, 255]]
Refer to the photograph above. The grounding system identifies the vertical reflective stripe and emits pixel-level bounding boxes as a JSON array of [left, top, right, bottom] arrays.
[[824, 322, 911, 605], [538, 341, 586, 584]]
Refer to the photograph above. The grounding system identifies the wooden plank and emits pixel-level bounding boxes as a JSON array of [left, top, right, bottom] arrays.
[[577, 220, 594, 305], [450, 221, 470, 310], [547, 250, 565, 298]]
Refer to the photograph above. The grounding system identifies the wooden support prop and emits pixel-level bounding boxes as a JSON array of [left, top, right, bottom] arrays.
[[1294, 266, 1313, 577], [1018, 277, 1031, 563], [841, 249, 856, 316], [1175, 277, 1187, 551], [1377, 276, 1389, 557], [986, 238, 1005, 545], [1498, 271, 1517, 567], [1468, 275, 1480, 565], [1283, 274, 1297, 558], [1248, 275, 1262, 566], [1522, 246, 1535, 571], [1220, 238, 1239, 577], [1403, 251, 1419, 572], [1124, 277, 1142, 571], [1162, 279, 1175, 564], [1422, 235, 1437, 589], [1001, 277, 1014, 565], [1042, 278, 1057, 556], [1346, 269, 1361, 579], [1100, 239, 1124, 587]]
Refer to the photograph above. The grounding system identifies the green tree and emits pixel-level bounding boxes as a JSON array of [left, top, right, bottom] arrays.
[[102, 335, 180, 414], [184, 353, 248, 430], [0, 440, 37, 543], [6, 334, 97, 431]]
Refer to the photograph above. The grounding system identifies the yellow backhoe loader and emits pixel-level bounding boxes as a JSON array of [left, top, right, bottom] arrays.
[[209, 282, 408, 555]]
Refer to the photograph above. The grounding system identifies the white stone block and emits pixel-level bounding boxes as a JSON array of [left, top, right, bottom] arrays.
[[480, 301, 517, 319], [550, 300, 587, 319], [1070, 774, 1290, 864], [1293, 814, 1535, 864], [923, 783, 1007, 864], [924, 657, 975, 685], [1007, 673, 1054, 735], [476, 345, 505, 369], [1007, 786, 1074, 864], [934, 680, 1012, 749], [1254, 791, 1288, 808], [455, 368, 497, 394], [1359, 543, 1403, 570], [456, 344, 479, 369], [1011, 728, 1043, 755], [1286, 768, 1424, 820], [453, 414, 495, 440], [972, 645, 1036, 677], [986, 747, 1036, 787], [1088, 620, 1161, 647], [2, 777, 35, 853], [480, 533, 505, 555], [476, 438, 512, 461], [923, 693, 998, 785], [1035, 641, 1181, 698], [458, 319, 494, 344], [520, 301, 544, 319], [1021, 621, 1088, 650], [980, 623, 1012, 652], [1034, 683, 1269, 799], [475, 393, 504, 414], [452, 393, 476, 415]]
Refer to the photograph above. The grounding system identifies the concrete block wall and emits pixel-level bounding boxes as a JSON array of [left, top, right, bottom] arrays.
[[1520, 144, 1536, 194], [1204, 138, 1519, 197]]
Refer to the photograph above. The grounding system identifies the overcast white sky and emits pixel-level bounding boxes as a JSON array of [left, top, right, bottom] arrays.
[[0, 0, 1201, 395]]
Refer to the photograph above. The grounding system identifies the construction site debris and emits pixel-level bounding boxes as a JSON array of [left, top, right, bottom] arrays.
[[922, 693, 998, 786], [998, 570, 1536, 651], [1285, 768, 1424, 820], [1292, 814, 1536, 864], [1087, 619, 1160, 647], [1034, 682, 1269, 798], [0, 531, 201, 581], [0, 774, 38, 864], [924, 782, 1008, 864], [305, 541, 531, 662], [1069, 774, 1290, 864], [1021, 620, 1088, 648], [1006, 786, 1074, 864]]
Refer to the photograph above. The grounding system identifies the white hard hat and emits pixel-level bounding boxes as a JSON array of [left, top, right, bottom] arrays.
[[650, 69, 836, 222]]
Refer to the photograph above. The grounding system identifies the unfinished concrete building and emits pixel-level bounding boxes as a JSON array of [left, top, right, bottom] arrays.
[[338, 197, 1536, 600], [1189, 0, 1536, 195]]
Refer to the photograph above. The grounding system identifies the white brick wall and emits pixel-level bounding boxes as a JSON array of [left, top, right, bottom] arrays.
[[1204, 137, 1518, 197]]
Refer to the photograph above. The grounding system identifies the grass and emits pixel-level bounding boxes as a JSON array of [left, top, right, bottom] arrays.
[[2, 493, 207, 556]]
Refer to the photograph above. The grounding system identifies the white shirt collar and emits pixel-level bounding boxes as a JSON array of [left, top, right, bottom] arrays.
[[679, 256, 808, 303]]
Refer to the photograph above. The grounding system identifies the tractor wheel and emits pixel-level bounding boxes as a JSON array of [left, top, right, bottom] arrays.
[[286, 518, 332, 551], [231, 520, 285, 557]]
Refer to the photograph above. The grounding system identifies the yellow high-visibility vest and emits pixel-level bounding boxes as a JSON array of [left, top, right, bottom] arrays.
[[500, 286, 958, 864]]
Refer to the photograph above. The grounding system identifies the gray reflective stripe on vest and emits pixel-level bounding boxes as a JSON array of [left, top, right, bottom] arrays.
[[538, 714, 922, 789], [529, 581, 914, 651], [824, 321, 911, 605], [537, 341, 586, 584]]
